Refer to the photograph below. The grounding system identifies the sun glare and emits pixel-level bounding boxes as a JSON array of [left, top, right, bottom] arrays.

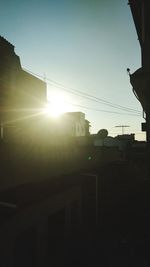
[[44, 93, 68, 118]]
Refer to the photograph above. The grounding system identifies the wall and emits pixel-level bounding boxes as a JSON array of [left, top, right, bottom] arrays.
[[0, 36, 47, 126]]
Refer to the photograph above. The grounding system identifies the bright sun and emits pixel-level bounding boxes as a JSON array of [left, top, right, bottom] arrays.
[[44, 93, 67, 118]]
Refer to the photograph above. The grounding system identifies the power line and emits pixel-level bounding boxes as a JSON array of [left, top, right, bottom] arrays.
[[46, 79, 141, 113], [24, 67, 141, 113], [47, 80, 141, 113], [23, 68, 141, 115], [65, 101, 141, 117]]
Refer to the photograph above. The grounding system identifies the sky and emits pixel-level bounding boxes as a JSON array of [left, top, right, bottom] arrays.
[[0, 0, 146, 140]]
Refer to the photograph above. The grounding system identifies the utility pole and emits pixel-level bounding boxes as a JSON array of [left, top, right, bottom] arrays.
[[115, 125, 130, 135]]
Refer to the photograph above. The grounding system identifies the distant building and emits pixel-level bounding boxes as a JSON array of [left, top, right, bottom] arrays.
[[62, 112, 90, 137], [94, 133, 135, 151], [47, 112, 90, 137], [94, 135, 120, 147], [62, 112, 89, 137], [115, 134, 135, 142], [85, 119, 91, 136], [115, 134, 135, 151]]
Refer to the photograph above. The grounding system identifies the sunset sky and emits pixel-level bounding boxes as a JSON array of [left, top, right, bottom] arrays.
[[0, 0, 145, 139]]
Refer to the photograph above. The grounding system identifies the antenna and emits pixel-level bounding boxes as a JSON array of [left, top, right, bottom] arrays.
[[115, 125, 130, 135], [43, 73, 46, 82]]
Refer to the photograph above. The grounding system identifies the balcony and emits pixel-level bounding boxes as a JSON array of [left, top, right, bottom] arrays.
[[130, 68, 150, 111]]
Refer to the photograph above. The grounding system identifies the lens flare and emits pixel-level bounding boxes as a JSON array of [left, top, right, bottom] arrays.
[[44, 93, 68, 118]]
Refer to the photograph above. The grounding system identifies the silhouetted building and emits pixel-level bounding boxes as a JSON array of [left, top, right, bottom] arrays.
[[52, 112, 90, 137], [115, 133, 135, 142], [0, 36, 47, 106], [85, 119, 91, 136], [129, 1, 150, 175], [129, 1, 150, 142], [0, 36, 47, 139]]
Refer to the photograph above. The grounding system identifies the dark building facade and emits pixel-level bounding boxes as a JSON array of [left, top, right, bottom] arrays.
[[0, 36, 47, 128], [129, 1, 150, 141], [129, 0, 150, 176]]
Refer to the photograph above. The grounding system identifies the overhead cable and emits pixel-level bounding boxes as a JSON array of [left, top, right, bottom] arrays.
[[24, 68, 141, 114]]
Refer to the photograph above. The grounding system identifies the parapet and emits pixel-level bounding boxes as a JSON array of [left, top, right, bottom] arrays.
[[0, 36, 15, 53]]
